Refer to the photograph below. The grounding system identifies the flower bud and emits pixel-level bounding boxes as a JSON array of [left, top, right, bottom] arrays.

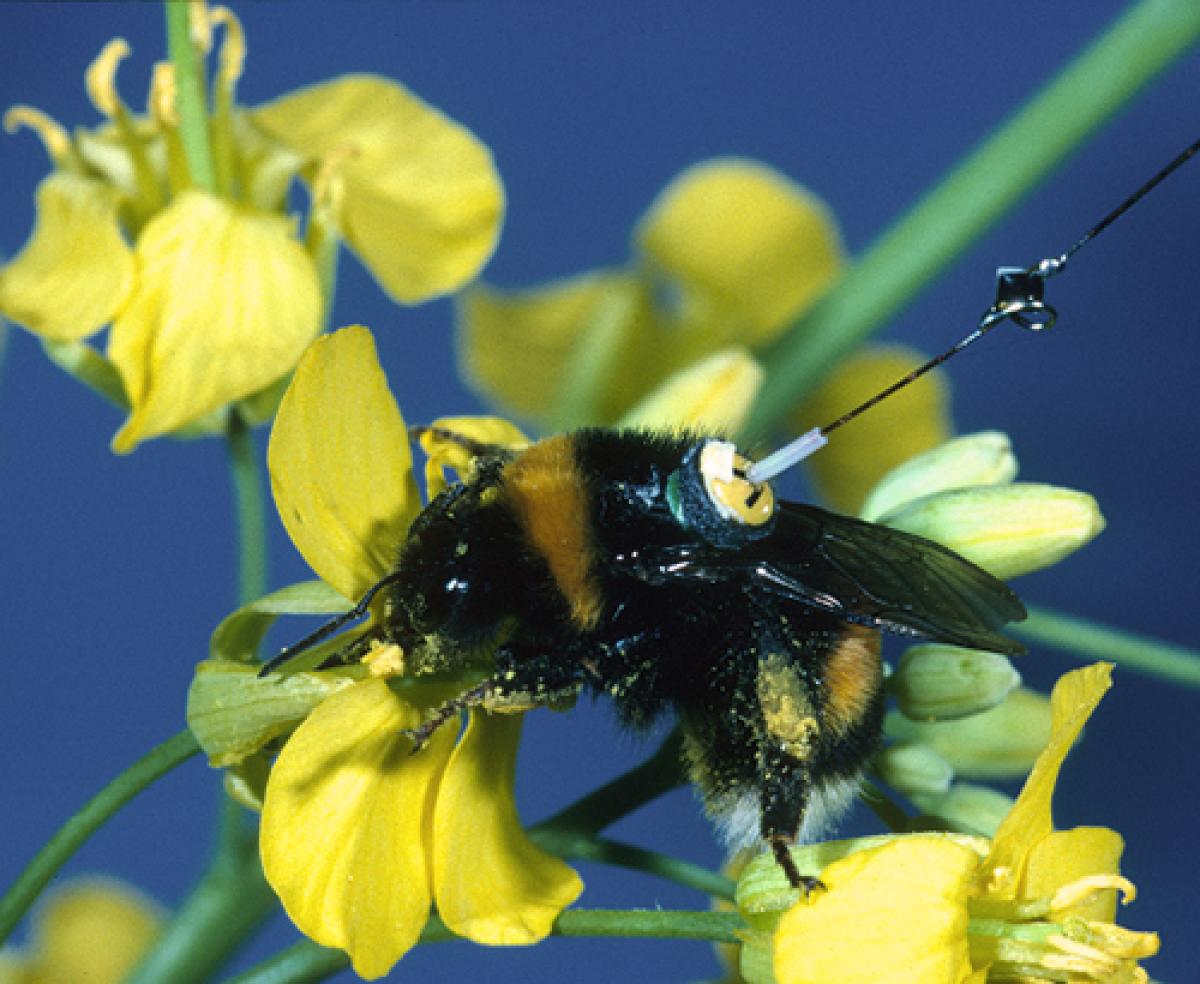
[[875, 742, 954, 798], [911, 782, 1015, 837], [861, 430, 1017, 522], [883, 483, 1104, 579], [186, 659, 353, 766], [889, 644, 1021, 721], [885, 687, 1053, 779]]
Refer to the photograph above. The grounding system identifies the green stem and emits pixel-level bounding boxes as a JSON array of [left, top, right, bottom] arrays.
[[124, 814, 277, 984], [127, 416, 275, 982], [536, 728, 686, 836], [0, 729, 200, 946], [535, 833, 736, 901], [223, 910, 745, 984], [743, 0, 1200, 440], [226, 413, 268, 604], [165, 0, 218, 194], [1018, 603, 1200, 688]]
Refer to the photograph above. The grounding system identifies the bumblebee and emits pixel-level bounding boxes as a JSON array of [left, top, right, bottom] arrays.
[[265, 426, 1025, 890]]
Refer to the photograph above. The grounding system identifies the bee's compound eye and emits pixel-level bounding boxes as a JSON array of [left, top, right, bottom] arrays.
[[699, 442, 775, 527]]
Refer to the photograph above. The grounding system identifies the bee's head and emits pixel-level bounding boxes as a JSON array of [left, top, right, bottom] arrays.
[[665, 439, 777, 547]]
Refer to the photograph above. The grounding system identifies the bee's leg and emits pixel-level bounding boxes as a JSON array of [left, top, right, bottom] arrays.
[[759, 742, 825, 896], [402, 677, 496, 753], [403, 641, 582, 753], [755, 650, 825, 895], [409, 424, 515, 460]]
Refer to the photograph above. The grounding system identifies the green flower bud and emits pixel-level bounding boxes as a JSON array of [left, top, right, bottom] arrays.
[[910, 782, 1015, 838], [882, 483, 1105, 579], [862, 430, 1017, 522], [885, 687, 1052, 779], [889, 644, 1021, 721], [186, 659, 354, 766], [875, 742, 954, 798]]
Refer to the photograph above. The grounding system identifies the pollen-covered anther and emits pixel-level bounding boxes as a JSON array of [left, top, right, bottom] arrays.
[[148, 63, 179, 128], [700, 441, 774, 526], [362, 642, 406, 678], [85, 38, 133, 119]]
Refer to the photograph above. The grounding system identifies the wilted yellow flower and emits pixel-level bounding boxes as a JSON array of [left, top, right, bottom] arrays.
[[0, 879, 163, 984], [738, 664, 1159, 984], [458, 158, 842, 427], [1, 6, 502, 452]]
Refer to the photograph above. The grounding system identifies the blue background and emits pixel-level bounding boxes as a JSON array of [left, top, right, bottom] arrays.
[[3, 3, 1198, 981]]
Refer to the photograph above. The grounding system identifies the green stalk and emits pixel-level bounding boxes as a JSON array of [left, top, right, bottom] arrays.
[[165, 0, 218, 194], [226, 413, 268, 604], [0, 729, 200, 946], [743, 0, 1200, 440], [223, 910, 746, 984], [535, 834, 736, 901], [1018, 604, 1200, 688], [126, 417, 275, 982]]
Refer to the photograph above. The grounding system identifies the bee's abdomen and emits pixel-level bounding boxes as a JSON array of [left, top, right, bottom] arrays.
[[499, 434, 605, 631]]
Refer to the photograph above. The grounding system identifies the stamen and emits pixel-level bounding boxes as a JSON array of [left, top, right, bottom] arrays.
[[210, 7, 247, 94], [188, 0, 214, 54], [85, 38, 132, 119], [313, 142, 360, 214], [3, 106, 72, 165], [1044, 934, 1122, 975], [1051, 874, 1137, 911], [148, 62, 179, 127]]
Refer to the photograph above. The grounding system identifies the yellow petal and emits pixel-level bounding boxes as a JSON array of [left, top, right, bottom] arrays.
[[269, 326, 421, 600], [108, 190, 320, 451], [1024, 827, 1125, 922], [34, 879, 163, 984], [620, 347, 763, 433], [457, 271, 660, 424], [636, 159, 843, 342], [260, 680, 457, 979], [253, 75, 503, 303], [419, 415, 528, 499], [775, 837, 977, 984], [433, 711, 583, 944], [0, 173, 134, 341], [795, 347, 952, 515], [980, 663, 1113, 900], [882, 484, 1106, 580]]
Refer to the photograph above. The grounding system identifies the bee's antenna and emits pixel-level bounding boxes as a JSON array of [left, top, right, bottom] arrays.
[[745, 135, 1200, 486]]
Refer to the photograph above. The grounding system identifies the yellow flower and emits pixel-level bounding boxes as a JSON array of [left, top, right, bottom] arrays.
[[736, 664, 1159, 984], [0, 879, 163, 984], [196, 323, 764, 976], [258, 326, 580, 978], [0, 5, 502, 452], [458, 158, 841, 428], [793, 346, 954, 515]]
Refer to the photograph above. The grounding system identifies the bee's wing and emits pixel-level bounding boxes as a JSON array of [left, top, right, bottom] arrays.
[[633, 501, 1026, 656]]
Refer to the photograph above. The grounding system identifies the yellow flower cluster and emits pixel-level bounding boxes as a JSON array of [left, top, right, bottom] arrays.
[[457, 158, 843, 430], [736, 664, 1159, 984], [0, 4, 502, 452]]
